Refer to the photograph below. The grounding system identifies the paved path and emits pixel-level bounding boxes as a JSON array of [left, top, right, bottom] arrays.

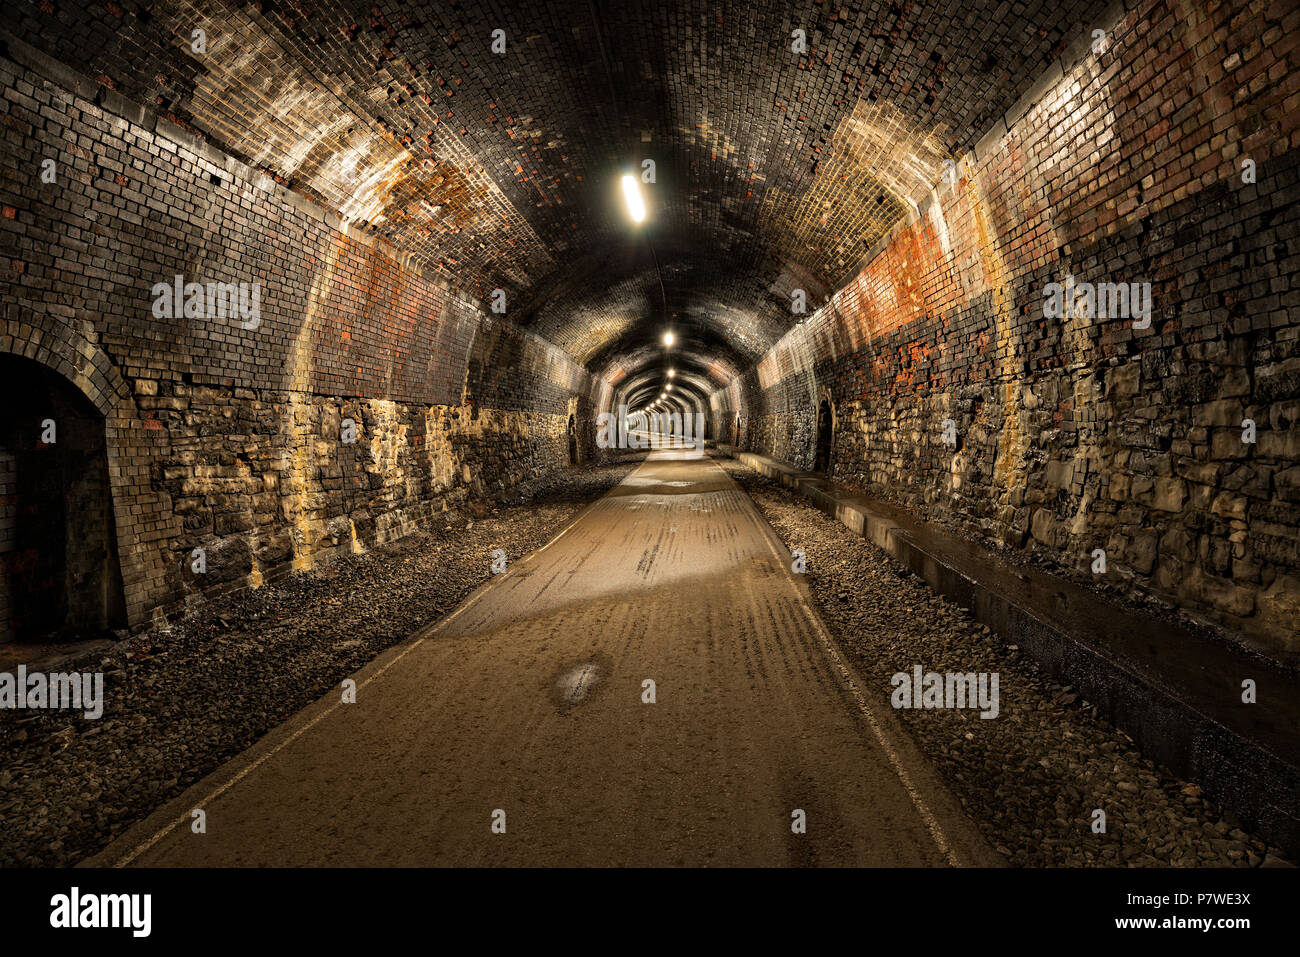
[[91, 450, 992, 867]]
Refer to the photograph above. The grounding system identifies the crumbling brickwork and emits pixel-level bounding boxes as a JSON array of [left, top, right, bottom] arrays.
[[3, 0, 1131, 422], [734, 0, 1300, 654], [2, 0, 1295, 656], [0, 47, 599, 638]]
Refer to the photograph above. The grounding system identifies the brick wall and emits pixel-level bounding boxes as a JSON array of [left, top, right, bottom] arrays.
[[0, 46, 601, 638], [707, 373, 755, 450], [726, 0, 1300, 655]]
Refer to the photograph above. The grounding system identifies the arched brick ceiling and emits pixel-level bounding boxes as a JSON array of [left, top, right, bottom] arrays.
[[599, 341, 742, 413], [12, 0, 1115, 390], [620, 365, 714, 415]]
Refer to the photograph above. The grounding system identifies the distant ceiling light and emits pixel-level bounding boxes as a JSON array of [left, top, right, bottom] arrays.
[[667, 368, 676, 377], [663, 331, 675, 347], [621, 174, 646, 223], [666, 383, 672, 390]]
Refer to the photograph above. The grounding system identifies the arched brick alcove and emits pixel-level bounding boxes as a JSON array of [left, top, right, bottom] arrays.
[[0, 317, 175, 638]]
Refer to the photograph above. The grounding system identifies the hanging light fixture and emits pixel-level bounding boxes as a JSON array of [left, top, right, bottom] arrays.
[[621, 174, 646, 223]]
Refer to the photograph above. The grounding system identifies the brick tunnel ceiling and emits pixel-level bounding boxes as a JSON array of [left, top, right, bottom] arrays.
[[18, 0, 1116, 391]]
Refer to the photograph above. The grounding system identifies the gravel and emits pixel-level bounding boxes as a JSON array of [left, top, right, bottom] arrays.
[[0, 458, 639, 867], [718, 457, 1293, 868], [4, 450, 1288, 869]]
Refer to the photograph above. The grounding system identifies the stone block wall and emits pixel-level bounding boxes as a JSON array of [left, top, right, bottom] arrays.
[[725, 0, 1300, 655], [0, 46, 601, 639]]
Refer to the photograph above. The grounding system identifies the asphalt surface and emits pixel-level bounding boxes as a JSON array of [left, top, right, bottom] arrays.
[[90, 449, 993, 867]]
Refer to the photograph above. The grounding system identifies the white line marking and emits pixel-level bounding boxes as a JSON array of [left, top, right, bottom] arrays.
[[113, 463, 642, 867], [119, 454, 958, 867]]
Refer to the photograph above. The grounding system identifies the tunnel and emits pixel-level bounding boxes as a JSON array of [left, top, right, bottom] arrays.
[[0, 0, 1297, 921]]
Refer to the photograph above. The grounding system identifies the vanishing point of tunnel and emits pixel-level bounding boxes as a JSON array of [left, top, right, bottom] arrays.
[[0, 0, 1298, 897]]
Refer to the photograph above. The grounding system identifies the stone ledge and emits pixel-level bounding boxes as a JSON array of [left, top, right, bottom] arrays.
[[718, 445, 1300, 859]]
